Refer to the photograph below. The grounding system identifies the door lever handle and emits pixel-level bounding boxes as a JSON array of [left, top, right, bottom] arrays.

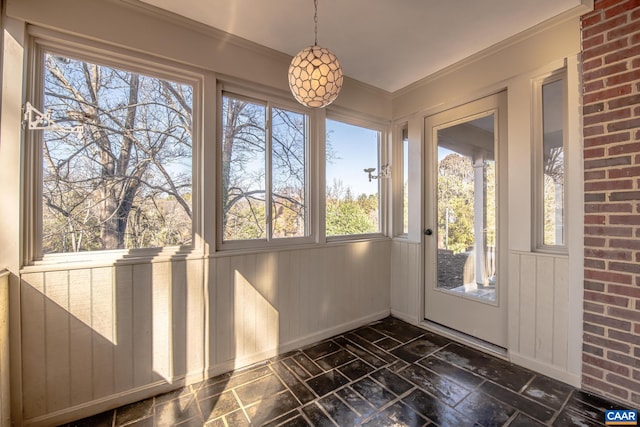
[[424, 228, 433, 236]]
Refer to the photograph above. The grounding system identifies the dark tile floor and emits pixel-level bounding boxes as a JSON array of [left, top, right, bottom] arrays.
[[62, 317, 624, 427]]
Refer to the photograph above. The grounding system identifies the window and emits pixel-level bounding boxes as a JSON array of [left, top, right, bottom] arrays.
[[35, 50, 195, 255], [535, 71, 566, 249], [220, 92, 309, 245], [325, 118, 383, 237], [402, 128, 409, 235], [392, 123, 409, 237]]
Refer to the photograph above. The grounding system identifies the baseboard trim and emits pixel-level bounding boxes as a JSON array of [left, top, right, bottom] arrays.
[[23, 379, 186, 426], [510, 352, 581, 388], [389, 309, 419, 325], [206, 309, 391, 378], [22, 309, 391, 427]]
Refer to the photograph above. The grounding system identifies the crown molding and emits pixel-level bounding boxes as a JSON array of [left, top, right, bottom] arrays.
[[392, 3, 592, 99]]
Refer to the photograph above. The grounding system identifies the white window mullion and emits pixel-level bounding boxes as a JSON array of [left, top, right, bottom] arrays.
[[265, 104, 273, 242]]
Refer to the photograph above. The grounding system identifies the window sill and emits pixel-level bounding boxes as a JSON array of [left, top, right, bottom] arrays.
[[214, 235, 391, 257], [533, 246, 569, 256], [22, 246, 204, 273], [325, 233, 389, 244]]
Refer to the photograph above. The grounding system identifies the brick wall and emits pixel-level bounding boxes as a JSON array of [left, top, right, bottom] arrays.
[[582, 0, 640, 407]]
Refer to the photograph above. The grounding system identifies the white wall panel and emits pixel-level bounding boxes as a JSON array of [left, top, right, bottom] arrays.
[[536, 256, 555, 364], [208, 241, 391, 373], [212, 256, 232, 365], [44, 270, 71, 413], [19, 241, 390, 425], [0, 271, 9, 427], [390, 240, 421, 323], [509, 251, 578, 386], [553, 257, 570, 369], [68, 269, 92, 406], [184, 259, 206, 380], [507, 253, 521, 353], [92, 267, 115, 399], [390, 11, 584, 387], [114, 264, 134, 393], [20, 273, 46, 419], [132, 263, 154, 389]]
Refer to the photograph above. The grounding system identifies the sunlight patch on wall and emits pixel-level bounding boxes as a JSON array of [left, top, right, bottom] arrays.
[[234, 269, 279, 366], [351, 241, 372, 261]]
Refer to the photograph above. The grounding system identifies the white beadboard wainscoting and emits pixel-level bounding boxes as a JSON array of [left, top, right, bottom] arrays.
[[390, 240, 422, 324], [17, 240, 391, 426], [1, 270, 10, 427], [389, 240, 581, 388], [507, 251, 581, 387]]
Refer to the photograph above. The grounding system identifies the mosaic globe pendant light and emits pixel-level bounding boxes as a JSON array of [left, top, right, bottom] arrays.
[[288, 0, 343, 108]]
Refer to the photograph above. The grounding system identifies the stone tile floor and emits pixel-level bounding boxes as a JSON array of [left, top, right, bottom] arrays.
[[62, 317, 625, 426]]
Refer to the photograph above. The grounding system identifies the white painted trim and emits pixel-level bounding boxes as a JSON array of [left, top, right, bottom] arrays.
[[215, 87, 316, 252], [389, 309, 420, 326], [510, 249, 569, 258], [324, 112, 391, 240], [23, 27, 207, 266], [564, 53, 584, 383], [392, 4, 591, 100], [531, 66, 569, 253], [422, 92, 509, 348], [391, 122, 408, 238], [207, 308, 391, 378], [22, 379, 189, 427], [510, 352, 581, 388], [0, 270, 10, 427]]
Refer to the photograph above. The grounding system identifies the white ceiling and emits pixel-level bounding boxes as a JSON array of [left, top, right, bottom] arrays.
[[139, 0, 585, 92]]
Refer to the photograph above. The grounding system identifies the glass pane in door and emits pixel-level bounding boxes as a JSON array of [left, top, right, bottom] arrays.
[[436, 114, 496, 302]]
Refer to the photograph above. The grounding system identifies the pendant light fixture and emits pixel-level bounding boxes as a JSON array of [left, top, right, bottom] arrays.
[[288, 0, 343, 108]]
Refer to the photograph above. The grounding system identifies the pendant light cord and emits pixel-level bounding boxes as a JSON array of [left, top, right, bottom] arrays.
[[314, 0, 318, 46]]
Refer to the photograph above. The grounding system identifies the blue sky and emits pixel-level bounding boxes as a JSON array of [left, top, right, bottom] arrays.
[[326, 119, 379, 197]]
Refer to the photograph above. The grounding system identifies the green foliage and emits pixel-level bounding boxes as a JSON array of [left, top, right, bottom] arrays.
[[438, 154, 474, 253], [223, 198, 266, 240], [326, 199, 377, 236], [326, 180, 378, 236], [437, 153, 497, 254]]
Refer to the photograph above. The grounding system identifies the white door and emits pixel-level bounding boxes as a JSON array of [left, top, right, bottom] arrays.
[[424, 92, 508, 348]]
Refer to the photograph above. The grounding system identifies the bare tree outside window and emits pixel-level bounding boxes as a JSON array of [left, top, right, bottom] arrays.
[[542, 77, 565, 246], [271, 107, 307, 238], [41, 53, 193, 254], [221, 95, 307, 242]]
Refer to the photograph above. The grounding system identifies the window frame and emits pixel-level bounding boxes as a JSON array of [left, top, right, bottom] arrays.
[[216, 82, 316, 251], [392, 122, 409, 238], [532, 67, 568, 253], [24, 28, 206, 265], [324, 110, 389, 242]]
